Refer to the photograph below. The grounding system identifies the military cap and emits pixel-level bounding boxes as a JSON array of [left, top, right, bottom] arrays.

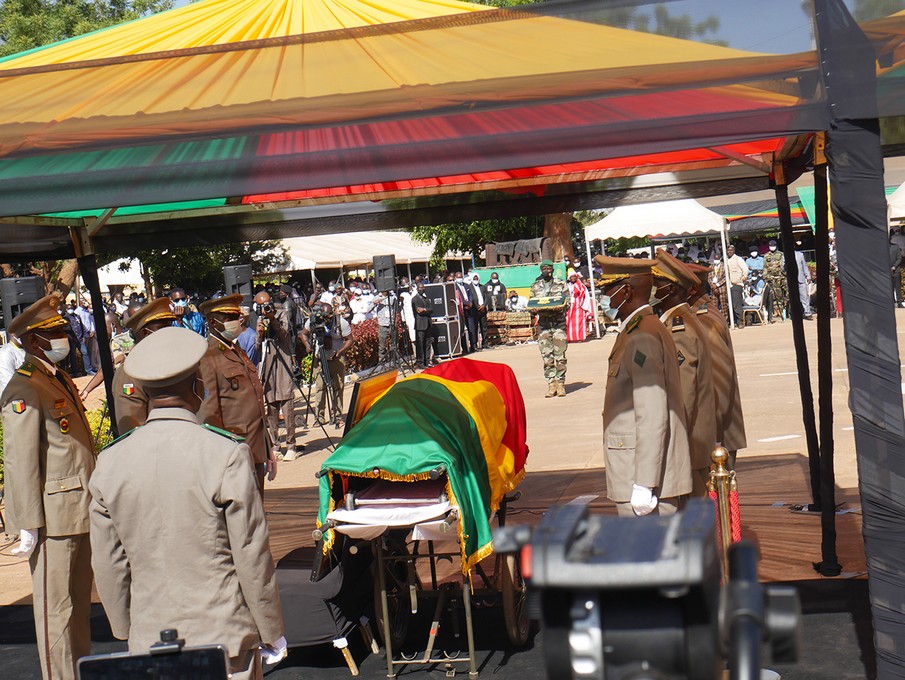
[[124, 297, 178, 332], [124, 326, 207, 388], [540, 259, 554, 268], [768, 239, 777, 246], [199, 293, 242, 316], [685, 262, 713, 285], [8, 293, 68, 337], [653, 249, 699, 290], [593, 255, 654, 285]]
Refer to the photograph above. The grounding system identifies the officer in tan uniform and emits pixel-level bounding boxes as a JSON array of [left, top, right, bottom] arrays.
[[652, 250, 717, 496], [198, 294, 274, 491], [1, 293, 96, 680], [89, 327, 286, 680], [687, 263, 748, 468], [112, 297, 178, 433], [595, 256, 692, 517]]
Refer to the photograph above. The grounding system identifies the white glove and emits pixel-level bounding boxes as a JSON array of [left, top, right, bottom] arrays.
[[260, 636, 288, 666], [11, 529, 38, 557], [630, 484, 658, 516]]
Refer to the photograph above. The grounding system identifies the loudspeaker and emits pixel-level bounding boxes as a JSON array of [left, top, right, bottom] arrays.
[[432, 318, 462, 358], [1, 276, 45, 330], [423, 282, 457, 318], [223, 265, 253, 307], [373, 255, 397, 292]]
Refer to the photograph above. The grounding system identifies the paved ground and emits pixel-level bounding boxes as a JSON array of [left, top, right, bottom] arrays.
[[0, 310, 892, 678]]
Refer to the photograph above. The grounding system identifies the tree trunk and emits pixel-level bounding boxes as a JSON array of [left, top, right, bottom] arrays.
[[544, 213, 574, 262], [54, 259, 79, 297], [140, 260, 156, 298]]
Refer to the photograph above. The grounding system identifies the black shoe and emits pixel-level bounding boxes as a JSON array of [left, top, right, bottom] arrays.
[[803, 314, 814, 321]]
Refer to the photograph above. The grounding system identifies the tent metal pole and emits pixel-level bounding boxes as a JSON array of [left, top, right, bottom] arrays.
[[776, 177, 822, 510], [813, 136, 841, 575], [407, 263, 412, 282], [585, 236, 601, 338], [719, 219, 735, 329]]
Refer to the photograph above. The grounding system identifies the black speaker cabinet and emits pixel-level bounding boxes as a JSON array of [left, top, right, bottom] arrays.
[[1, 276, 45, 330], [423, 282, 457, 318], [223, 264, 253, 307], [432, 318, 462, 358], [373, 255, 397, 292]]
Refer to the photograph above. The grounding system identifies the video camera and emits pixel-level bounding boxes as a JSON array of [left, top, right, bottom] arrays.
[[78, 629, 229, 680], [494, 499, 800, 680], [309, 303, 329, 340]]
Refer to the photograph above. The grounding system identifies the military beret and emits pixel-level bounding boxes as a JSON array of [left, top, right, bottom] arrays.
[[593, 255, 654, 285], [8, 293, 68, 337], [124, 326, 207, 388], [654, 249, 699, 290], [124, 297, 177, 333], [540, 260, 554, 268], [199, 293, 242, 316]]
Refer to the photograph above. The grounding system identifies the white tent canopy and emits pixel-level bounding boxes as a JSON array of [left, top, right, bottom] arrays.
[[280, 231, 465, 271], [584, 199, 726, 241], [889, 182, 905, 222]]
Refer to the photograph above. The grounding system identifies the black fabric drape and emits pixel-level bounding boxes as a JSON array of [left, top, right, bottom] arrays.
[[77, 254, 118, 438]]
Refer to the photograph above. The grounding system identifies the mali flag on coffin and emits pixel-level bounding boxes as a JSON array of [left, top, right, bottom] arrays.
[[318, 366, 520, 573]]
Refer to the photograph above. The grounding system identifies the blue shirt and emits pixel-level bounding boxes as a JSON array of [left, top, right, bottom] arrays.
[[747, 255, 764, 272], [237, 326, 260, 366], [173, 309, 206, 336]]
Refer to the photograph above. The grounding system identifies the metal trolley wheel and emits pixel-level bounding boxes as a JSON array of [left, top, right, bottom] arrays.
[[373, 535, 412, 652], [501, 552, 530, 646]]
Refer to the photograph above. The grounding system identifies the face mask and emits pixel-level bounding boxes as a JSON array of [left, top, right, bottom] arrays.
[[220, 319, 242, 340], [541, 270, 552, 280], [750, 252, 758, 259], [491, 277, 498, 282], [600, 285, 627, 321], [329, 285, 335, 292], [38, 335, 70, 363], [769, 246, 777, 252], [173, 299, 188, 308]]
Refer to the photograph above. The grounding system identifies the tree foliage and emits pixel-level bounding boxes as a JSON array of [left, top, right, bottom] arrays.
[[0, 0, 174, 57], [853, 0, 904, 22], [114, 241, 290, 296]]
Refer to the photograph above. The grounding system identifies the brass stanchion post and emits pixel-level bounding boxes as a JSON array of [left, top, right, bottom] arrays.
[[708, 445, 733, 580]]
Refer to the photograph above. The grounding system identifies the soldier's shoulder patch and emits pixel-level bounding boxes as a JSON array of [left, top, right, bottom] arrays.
[[625, 315, 642, 334], [103, 427, 137, 450], [11, 399, 26, 413], [671, 317, 685, 332], [633, 350, 647, 367], [15, 362, 35, 378], [122, 383, 135, 396], [677, 350, 686, 365], [202, 423, 246, 443]]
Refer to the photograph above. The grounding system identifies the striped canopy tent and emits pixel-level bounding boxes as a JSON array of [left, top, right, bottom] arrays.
[[0, 0, 861, 259]]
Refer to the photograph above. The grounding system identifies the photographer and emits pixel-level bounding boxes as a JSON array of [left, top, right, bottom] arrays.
[[254, 291, 300, 461], [374, 290, 393, 364], [300, 303, 352, 427]]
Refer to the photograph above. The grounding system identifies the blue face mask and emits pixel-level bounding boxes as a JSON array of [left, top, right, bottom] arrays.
[[173, 299, 188, 308], [600, 284, 627, 320]]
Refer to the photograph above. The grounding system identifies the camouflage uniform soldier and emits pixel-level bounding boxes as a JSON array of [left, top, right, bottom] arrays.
[[763, 239, 787, 322], [529, 259, 570, 398]]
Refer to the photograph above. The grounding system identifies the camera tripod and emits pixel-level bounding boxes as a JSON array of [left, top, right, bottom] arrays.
[[380, 292, 417, 376]]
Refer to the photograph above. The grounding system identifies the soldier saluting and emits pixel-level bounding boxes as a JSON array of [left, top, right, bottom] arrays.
[[1, 293, 96, 680]]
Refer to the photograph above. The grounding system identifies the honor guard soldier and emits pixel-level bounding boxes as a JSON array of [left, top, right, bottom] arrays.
[[595, 256, 692, 517], [89, 327, 286, 680], [528, 259, 570, 397], [652, 249, 718, 497], [113, 297, 179, 433], [198, 294, 274, 492], [687, 263, 748, 469], [1, 293, 96, 680]]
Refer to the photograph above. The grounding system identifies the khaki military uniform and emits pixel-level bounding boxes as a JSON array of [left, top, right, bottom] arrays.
[[1, 356, 96, 680], [198, 337, 270, 483], [528, 276, 570, 385], [89, 408, 284, 680], [603, 307, 692, 509], [112, 364, 148, 434], [660, 303, 717, 496], [696, 296, 747, 461]]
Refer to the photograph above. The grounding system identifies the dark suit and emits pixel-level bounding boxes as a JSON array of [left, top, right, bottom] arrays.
[[411, 292, 433, 366], [469, 283, 488, 348]]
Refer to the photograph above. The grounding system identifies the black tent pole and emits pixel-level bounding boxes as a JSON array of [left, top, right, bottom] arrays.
[[776, 176, 822, 510], [812, 136, 841, 575]]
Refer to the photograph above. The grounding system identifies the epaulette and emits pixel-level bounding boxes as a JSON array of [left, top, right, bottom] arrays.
[[696, 304, 709, 315], [102, 427, 137, 451], [16, 362, 35, 378], [671, 316, 685, 332], [202, 423, 246, 442], [625, 314, 642, 334]]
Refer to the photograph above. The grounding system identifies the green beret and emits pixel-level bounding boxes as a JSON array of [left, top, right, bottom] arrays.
[[540, 259, 554, 268]]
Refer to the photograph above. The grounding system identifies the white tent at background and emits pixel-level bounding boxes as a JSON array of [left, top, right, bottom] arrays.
[[888, 182, 905, 222], [583, 199, 732, 336]]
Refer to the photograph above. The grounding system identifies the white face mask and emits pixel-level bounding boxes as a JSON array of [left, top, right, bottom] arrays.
[[750, 252, 758, 259], [38, 336, 70, 364], [220, 319, 243, 341], [769, 246, 777, 252]]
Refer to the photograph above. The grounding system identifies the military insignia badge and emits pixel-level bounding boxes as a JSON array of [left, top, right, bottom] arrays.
[[633, 350, 647, 367], [11, 400, 26, 414], [677, 350, 686, 365], [123, 384, 135, 396], [60, 417, 70, 434]]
